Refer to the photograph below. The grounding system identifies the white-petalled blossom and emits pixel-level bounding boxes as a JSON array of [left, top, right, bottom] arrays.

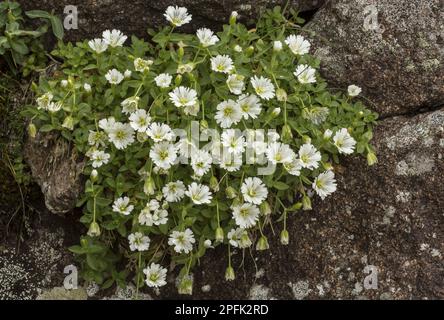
[[221, 129, 245, 154], [313, 170, 337, 200], [285, 34, 310, 55], [168, 228, 195, 254], [266, 142, 295, 164], [228, 228, 252, 248], [347, 85, 362, 97], [162, 180, 186, 202], [196, 28, 219, 47], [98, 117, 116, 133], [90, 150, 110, 168], [134, 58, 153, 72], [139, 207, 168, 226], [185, 183, 212, 204], [219, 153, 242, 172], [284, 158, 303, 176], [124, 70, 132, 78], [241, 177, 268, 205], [108, 122, 134, 149], [129, 109, 151, 132], [169, 86, 198, 108], [128, 232, 150, 251], [84, 83, 91, 92], [121, 96, 140, 114], [294, 64, 316, 84], [105, 69, 124, 85], [191, 150, 212, 177], [147, 122, 174, 142], [333, 128, 356, 154], [273, 40, 283, 51], [143, 263, 167, 288], [155, 73, 173, 88], [102, 29, 127, 47], [215, 100, 242, 128], [47, 102, 62, 113], [298, 143, 321, 170], [226, 74, 245, 95], [251, 76, 275, 100], [237, 94, 261, 119], [232, 203, 260, 228], [88, 38, 108, 53], [112, 196, 134, 215], [149, 142, 178, 170], [210, 55, 234, 74], [36, 92, 53, 110], [164, 6, 192, 27]]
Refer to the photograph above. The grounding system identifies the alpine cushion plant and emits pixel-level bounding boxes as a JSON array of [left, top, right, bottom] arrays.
[[24, 6, 378, 295]]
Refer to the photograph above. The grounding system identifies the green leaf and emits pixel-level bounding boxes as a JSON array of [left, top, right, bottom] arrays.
[[273, 181, 289, 190], [49, 16, 64, 40]]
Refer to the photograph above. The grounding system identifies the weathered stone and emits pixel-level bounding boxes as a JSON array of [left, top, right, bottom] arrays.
[[24, 132, 85, 214], [156, 108, 444, 299], [307, 0, 444, 117], [17, 0, 325, 42]]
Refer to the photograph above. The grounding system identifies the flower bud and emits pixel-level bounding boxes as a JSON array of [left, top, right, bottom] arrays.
[[28, 123, 37, 138], [204, 239, 213, 248], [87, 221, 101, 237], [175, 74, 182, 86], [178, 46, 184, 59], [200, 119, 209, 130], [209, 176, 219, 192], [273, 40, 283, 52], [144, 176, 156, 195], [124, 70, 132, 78], [233, 45, 242, 53], [61, 79, 68, 87], [367, 152, 377, 166], [323, 129, 333, 139], [225, 186, 238, 199], [245, 46, 254, 56], [256, 235, 269, 251], [276, 88, 287, 102], [302, 195, 312, 211], [271, 107, 281, 117], [281, 124, 293, 141], [178, 275, 193, 295], [225, 266, 235, 281], [229, 11, 238, 24], [83, 83, 92, 92], [215, 227, 224, 242], [280, 230, 289, 245], [302, 135, 311, 144], [259, 202, 271, 216], [62, 115, 74, 131], [80, 238, 88, 247], [239, 232, 252, 248], [90, 169, 98, 182]]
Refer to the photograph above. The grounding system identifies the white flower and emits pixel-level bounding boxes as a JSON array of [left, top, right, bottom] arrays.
[[268, 131, 280, 142], [232, 203, 260, 228], [129, 109, 151, 132], [196, 28, 219, 47], [88, 130, 107, 147], [139, 207, 168, 226], [191, 150, 212, 177], [266, 142, 295, 164], [149, 142, 177, 170], [61, 80, 68, 87], [226, 74, 245, 95], [121, 96, 140, 114], [155, 73, 172, 88], [108, 122, 135, 149], [273, 40, 283, 51], [84, 83, 91, 92], [88, 38, 108, 53], [210, 55, 234, 74], [251, 76, 275, 100], [168, 228, 195, 254], [147, 122, 174, 142], [233, 45, 242, 52], [285, 34, 311, 55], [90, 150, 110, 168], [294, 64, 316, 84], [36, 92, 53, 110], [47, 102, 62, 113], [303, 106, 329, 125], [333, 128, 356, 154], [324, 129, 333, 139], [219, 153, 242, 172], [162, 181, 186, 202], [237, 94, 261, 119], [112, 196, 134, 215], [228, 228, 251, 248], [164, 6, 192, 27], [105, 69, 124, 85], [348, 85, 362, 97], [169, 86, 198, 108], [214, 100, 242, 128], [134, 58, 153, 72], [102, 29, 127, 47], [185, 183, 212, 205], [183, 102, 200, 116], [221, 129, 245, 154], [128, 232, 150, 251], [241, 177, 268, 205], [143, 263, 167, 288], [298, 143, 321, 170], [98, 117, 116, 133], [177, 63, 195, 74], [313, 170, 337, 200], [284, 158, 303, 176]]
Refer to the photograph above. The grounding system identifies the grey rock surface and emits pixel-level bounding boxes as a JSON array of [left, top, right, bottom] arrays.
[[307, 0, 444, 117]]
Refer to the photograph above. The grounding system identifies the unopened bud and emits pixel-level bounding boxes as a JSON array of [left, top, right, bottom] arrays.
[[144, 176, 156, 195], [271, 107, 281, 117], [302, 195, 312, 211], [367, 152, 377, 166], [90, 169, 98, 182], [28, 123, 37, 138], [62, 115, 74, 131], [256, 235, 269, 251], [229, 11, 238, 25], [276, 88, 287, 102], [225, 186, 238, 199], [280, 229, 289, 245], [259, 202, 271, 216], [215, 227, 224, 242], [178, 275, 193, 295], [209, 176, 219, 192], [281, 124, 293, 141], [175, 74, 182, 86], [225, 266, 235, 281], [87, 222, 101, 237]]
